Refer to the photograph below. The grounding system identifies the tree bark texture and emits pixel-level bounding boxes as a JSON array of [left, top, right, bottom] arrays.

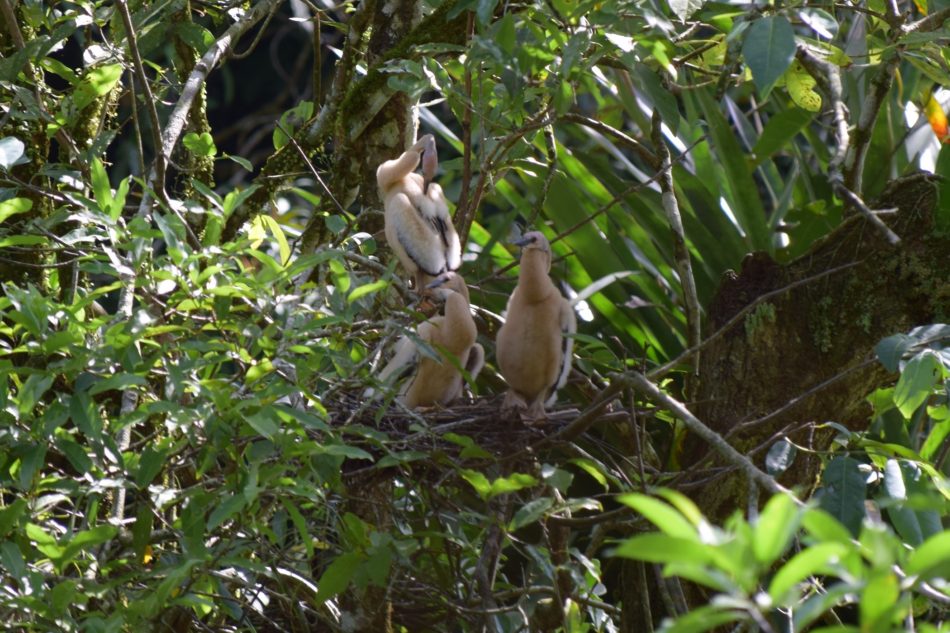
[[687, 174, 949, 520]]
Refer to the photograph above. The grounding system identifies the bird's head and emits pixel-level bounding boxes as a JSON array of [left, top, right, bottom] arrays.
[[427, 271, 470, 303], [513, 231, 552, 270], [410, 134, 438, 194]]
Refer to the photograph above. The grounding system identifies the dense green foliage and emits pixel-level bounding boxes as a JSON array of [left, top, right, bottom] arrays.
[[0, 0, 949, 631]]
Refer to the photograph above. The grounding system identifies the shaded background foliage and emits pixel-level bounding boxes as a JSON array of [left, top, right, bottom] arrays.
[[1, 0, 950, 631]]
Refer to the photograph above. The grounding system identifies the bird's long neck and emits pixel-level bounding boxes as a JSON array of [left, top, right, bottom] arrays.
[[518, 250, 555, 302], [443, 292, 476, 352]]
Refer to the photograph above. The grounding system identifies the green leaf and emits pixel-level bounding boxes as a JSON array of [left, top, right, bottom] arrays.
[[662, 604, 743, 633], [258, 214, 291, 265], [488, 473, 538, 499], [881, 459, 923, 546], [183, 131, 217, 157], [0, 498, 27, 538], [207, 493, 247, 531], [875, 334, 916, 373], [61, 525, 118, 561], [0, 136, 26, 170], [321, 443, 373, 460], [753, 494, 800, 565], [752, 108, 814, 165], [509, 498, 554, 530], [74, 63, 123, 111], [347, 279, 390, 303], [88, 373, 147, 396], [618, 493, 697, 539], [90, 157, 113, 218], [315, 552, 363, 605], [742, 16, 796, 97], [768, 542, 850, 602], [135, 446, 167, 488], [0, 197, 33, 224], [245, 411, 279, 439], [613, 533, 714, 564], [906, 531, 950, 577], [461, 469, 492, 500], [817, 456, 867, 536], [802, 508, 853, 544], [860, 572, 899, 632], [893, 351, 941, 418], [56, 436, 92, 474]]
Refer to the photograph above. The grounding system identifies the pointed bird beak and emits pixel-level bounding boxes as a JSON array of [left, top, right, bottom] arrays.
[[421, 142, 437, 195], [513, 234, 538, 248], [426, 273, 451, 289]]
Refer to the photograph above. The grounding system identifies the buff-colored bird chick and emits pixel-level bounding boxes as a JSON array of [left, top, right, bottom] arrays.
[[375, 272, 484, 408], [377, 134, 461, 291], [496, 231, 576, 420]]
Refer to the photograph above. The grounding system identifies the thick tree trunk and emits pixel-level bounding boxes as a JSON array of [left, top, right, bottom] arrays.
[[687, 174, 949, 520]]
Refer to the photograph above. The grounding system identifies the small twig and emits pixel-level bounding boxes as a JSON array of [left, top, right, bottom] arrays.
[[275, 120, 346, 215], [116, 0, 167, 204], [834, 184, 901, 245], [651, 110, 701, 385], [561, 113, 657, 166]]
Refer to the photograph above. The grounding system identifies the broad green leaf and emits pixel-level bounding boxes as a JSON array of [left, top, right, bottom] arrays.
[[488, 473, 538, 499], [752, 108, 815, 165], [881, 458, 923, 546], [0, 498, 27, 537], [88, 373, 147, 396], [0, 197, 32, 224], [753, 493, 800, 565], [894, 351, 941, 418], [244, 411, 279, 438], [315, 552, 363, 605], [74, 63, 123, 111], [61, 525, 118, 561], [206, 493, 247, 531], [875, 334, 916, 373], [258, 214, 291, 265], [816, 456, 867, 535], [860, 572, 899, 632], [618, 493, 697, 539], [657, 604, 742, 633], [768, 542, 849, 602], [348, 280, 390, 303], [509, 498, 554, 530], [742, 16, 796, 97], [906, 531, 950, 577], [320, 443, 373, 460], [461, 469, 492, 500], [90, 157, 113, 218], [613, 533, 714, 564], [56, 436, 92, 474], [0, 136, 25, 170], [135, 446, 167, 488]]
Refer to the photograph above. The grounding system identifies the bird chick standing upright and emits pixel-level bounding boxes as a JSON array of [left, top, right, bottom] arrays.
[[377, 134, 461, 291], [375, 272, 485, 408], [496, 232, 576, 421]]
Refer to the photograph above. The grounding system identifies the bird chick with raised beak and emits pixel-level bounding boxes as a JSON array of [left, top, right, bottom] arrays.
[[496, 231, 576, 421], [377, 134, 461, 292], [374, 272, 484, 409]]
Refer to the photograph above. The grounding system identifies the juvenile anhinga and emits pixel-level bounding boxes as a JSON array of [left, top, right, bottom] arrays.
[[496, 231, 576, 420], [377, 134, 461, 291], [374, 272, 484, 408]]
